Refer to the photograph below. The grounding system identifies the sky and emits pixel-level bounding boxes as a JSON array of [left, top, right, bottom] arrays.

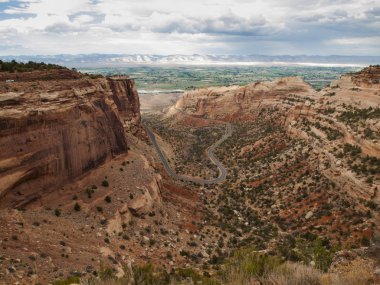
[[0, 0, 379, 56]]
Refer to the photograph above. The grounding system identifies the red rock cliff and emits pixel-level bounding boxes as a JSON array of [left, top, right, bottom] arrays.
[[108, 77, 142, 135], [0, 70, 142, 208], [172, 77, 313, 120]]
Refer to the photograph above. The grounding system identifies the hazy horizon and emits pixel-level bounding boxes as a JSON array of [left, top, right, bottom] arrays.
[[1, 54, 379, 68], [1, 52, 380, 57]]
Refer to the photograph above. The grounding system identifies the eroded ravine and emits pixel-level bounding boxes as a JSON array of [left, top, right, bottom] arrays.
[[143, 111, 232, 185]]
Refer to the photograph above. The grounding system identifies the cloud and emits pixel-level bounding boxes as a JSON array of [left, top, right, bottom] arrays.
[[119, 11, 270, 36], [0, 0, 378, 55], [326, 36, 380, 46], [69, 11, 105, 24], [44, 22, 81, 33], [366, 6, 380, 17]]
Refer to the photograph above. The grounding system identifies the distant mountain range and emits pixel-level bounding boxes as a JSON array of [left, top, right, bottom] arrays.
[[1, 54, 379, 67]]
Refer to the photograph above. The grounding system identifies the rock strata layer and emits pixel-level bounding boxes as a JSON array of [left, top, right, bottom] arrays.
[[0, 69, 142, 207]]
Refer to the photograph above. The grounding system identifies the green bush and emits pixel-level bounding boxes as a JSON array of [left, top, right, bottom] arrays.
[[339, 107, 380, 123], [99, 263, 115, 280], [0, 60, 65, 72], [221, 248, 282, 283], [174, 268, 220, 285], [297, 238, 339, 272]]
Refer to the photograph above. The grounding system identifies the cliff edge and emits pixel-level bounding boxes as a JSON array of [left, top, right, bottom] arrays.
[[0, 69, 142, 208]]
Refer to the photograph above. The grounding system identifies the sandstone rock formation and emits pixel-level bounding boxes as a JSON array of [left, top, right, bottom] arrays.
[[349, 65, 380, 88], [172, 77, 314, 120], [108, 77, 142, 135], [0, 69, 142, 208], [168, 66, 380, 204]]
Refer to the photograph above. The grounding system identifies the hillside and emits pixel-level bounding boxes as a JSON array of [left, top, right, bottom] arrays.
[[0, 65, 379, 285], [163, 67, 380, 244], [0, 67, 213, 284], [141, 66, 380, 284]]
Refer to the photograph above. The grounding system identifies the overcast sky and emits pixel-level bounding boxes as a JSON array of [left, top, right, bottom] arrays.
[[0, 0, 379, 55]]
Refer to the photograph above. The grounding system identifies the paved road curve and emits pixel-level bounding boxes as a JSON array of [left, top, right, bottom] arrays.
[[143, 112, 232, 185]]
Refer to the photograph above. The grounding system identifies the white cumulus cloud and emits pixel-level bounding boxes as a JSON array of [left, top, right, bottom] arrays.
[[0, 0, 378, 55]]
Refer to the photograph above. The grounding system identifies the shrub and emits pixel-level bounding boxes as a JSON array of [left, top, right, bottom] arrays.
[[102, 180, 109, 187], [74, 203, 81, 212], [105, 196, 111, 203], [361, 236, 370, 246], [343, 144, 361, 156], [297, 238, 338, 272], [174, 268, 220, 285], [364, 128, 375, 139], [128, 263, 167, 285], [221, 248, 282, 284], [98, 263, 114, 281], [54, 208, 61, 217], [86, 188, 94, 198], [52, 276, 80, 285], [0, 60, 65, 73], [339, 107, 380, 124]]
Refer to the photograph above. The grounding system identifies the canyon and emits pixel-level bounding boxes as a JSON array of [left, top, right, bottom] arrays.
[[0, 69, 172, 284], [0, 66, 379, 284], [144, 66, 380, 283]]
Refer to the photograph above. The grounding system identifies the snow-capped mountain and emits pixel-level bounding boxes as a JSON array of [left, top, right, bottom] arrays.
[[1, 54, 379, 67]]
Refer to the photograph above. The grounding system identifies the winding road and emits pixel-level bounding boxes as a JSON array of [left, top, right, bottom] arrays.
[[143, 110, 232, 185]]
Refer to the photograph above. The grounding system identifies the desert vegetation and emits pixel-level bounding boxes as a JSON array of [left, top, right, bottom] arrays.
[[53, 247, 377, 285], [0, 60, 65, 72]]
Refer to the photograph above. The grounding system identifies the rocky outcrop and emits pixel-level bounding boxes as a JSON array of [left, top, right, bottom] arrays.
[[127, 177, 162, 217], [172, 77, 314, 120], [0, 70, 142, 208], [108, 77, 142, 135], [169, 68, 380, 204], [349, 65, 380, 88], [328, 247, 380, 284]]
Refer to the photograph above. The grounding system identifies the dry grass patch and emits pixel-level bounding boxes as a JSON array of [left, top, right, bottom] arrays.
[[262, 262, 322, 285]]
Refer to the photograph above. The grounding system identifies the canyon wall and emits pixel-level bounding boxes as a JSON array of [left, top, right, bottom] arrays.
[[169, 66, 380, 202], [0, 70, 141, 208], [108, 77, 142, 136], [173, 76, 314, 120]]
